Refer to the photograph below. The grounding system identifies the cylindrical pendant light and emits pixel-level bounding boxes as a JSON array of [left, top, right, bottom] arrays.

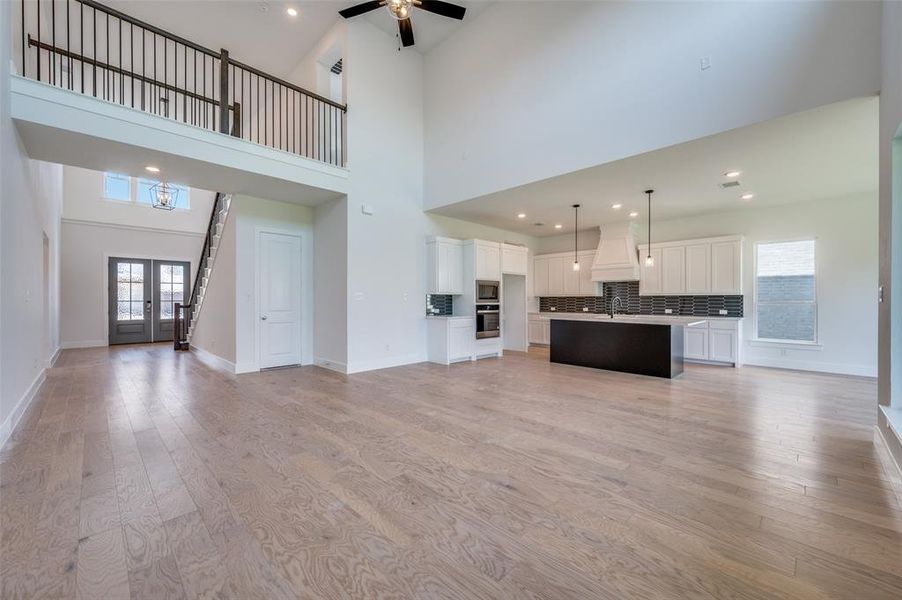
[[644, 190, 654, 267], [572, 204, 581, 271]]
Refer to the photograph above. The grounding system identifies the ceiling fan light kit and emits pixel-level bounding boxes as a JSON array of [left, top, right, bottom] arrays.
[[339, 0, 467, 48]]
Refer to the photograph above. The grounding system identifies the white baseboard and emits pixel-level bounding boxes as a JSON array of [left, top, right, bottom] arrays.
[[346, 352, 426, 374], [875, 424, 902, 507], [234, 362, 259, 375], [743, 357, 877, 378], [190, 345, 237, 374], [314, 357, 348, 374], [46, 346, 61, 368], [0, 369, 47, 450], [59, 340, 107, 350]]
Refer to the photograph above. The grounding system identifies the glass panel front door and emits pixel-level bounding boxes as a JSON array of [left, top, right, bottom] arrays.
[[108, 258, 191, 345], [109, 258, 152, 344]]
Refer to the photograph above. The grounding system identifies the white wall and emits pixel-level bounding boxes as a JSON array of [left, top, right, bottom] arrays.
[[1, 0, 64, 446], [59, 221, 203, 347], [190, 213, 237, 365], [231, 195, 315, 374], [423, 0, 881, 209], [534, 195, 878, 376], [63, 166, 216, 233], [313, 197, 348, 370]]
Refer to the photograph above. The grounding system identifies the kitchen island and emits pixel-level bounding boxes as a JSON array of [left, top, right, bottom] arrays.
[[547, 313, 706, 378]]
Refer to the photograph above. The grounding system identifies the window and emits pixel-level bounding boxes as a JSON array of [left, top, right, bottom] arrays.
[[158, 264, 185, 319], [116, 262, 146, 321], [755, 240, 816, 343], [137, 178, 190, 209], [103, 173, 131, 201], [103, 173, 191, 209]]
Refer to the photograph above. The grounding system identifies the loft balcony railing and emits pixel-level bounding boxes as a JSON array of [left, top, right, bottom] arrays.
[[14, 0, 347, 167]]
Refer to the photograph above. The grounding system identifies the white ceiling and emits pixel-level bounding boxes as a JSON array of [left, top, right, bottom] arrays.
[[104, 0, 491, 77], [430, 96, 879, 236]]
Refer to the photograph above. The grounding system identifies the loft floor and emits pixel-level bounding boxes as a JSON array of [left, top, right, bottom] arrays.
[[1, 344, 900, 598]]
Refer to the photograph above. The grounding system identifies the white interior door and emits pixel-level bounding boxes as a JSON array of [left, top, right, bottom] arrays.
[[258, 231, 302, 369]]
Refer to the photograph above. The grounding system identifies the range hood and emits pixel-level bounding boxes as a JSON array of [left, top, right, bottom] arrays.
[[590, 221, 641, 282]]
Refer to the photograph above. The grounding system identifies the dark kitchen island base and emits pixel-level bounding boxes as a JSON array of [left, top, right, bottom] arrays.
[[550, 319, 685, 379]]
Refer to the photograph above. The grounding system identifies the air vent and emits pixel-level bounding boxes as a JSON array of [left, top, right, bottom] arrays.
[[720, 180, 741, 189], [331, 59, 343, 75], [533, 222, 545, 227]]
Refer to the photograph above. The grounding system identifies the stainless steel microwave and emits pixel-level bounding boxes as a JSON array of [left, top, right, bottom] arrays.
[[476, 280, 500, 302]]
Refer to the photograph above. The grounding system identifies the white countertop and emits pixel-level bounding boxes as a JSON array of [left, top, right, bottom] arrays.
[[426, 315, 474, 321], [532, 312, 716, 327]]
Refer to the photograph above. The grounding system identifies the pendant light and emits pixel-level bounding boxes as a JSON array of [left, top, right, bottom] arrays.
[[644, 190, 654, 267], [572, 204, 581, 271]]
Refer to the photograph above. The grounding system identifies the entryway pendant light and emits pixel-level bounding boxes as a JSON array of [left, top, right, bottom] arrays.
[[572, 204, 581, 271], [644, 190, 654, 266], [150, 181, 179, 211]]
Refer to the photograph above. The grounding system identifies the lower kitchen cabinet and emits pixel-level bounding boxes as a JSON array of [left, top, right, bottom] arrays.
[[427, 317, 475, 364], [683, 319, 741, 366], [528, 314, 551, 345]]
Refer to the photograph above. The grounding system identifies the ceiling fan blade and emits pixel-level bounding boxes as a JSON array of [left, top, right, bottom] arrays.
[[417, 0, 466, 20], [339, 0, 384, 19], [398, 18, 415, 47]]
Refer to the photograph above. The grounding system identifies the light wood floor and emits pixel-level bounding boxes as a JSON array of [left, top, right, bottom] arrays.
[[2, 344, 901, 599]]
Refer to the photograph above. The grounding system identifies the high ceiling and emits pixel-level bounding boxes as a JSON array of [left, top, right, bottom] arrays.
[[105, 0, 491, 77], [430, 96, 878, 236]]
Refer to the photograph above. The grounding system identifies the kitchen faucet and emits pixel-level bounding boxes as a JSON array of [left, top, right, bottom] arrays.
[[610, 296, 623, 319]]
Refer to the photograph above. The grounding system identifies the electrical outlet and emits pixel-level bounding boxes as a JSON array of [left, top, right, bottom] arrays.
[[582, 307, 589, 312], [550, 307, 556, 311], [700, 55, 711, 70], [664, 308, 673, 314], [719, 309, 728, 315]]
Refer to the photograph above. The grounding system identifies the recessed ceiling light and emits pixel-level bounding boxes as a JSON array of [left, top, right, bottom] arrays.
[[554, 224, 563, 229], [741, 192, 755, 200], [629, 211, 639, 218], [286, 7, 298, 17], [145, 166, 160, 173], [517, 213, 526, 219], [611, 203, 622, 209], [724, 170, 741, 178]]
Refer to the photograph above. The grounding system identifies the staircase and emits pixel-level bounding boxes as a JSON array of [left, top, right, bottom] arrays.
[[174, 192, 232, 350]]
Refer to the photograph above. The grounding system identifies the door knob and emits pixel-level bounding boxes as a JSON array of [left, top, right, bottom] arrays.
[[261, 315, 268, 320]]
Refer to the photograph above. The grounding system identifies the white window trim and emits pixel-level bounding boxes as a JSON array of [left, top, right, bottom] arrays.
[[752, 237, 818, 345], [102, 173, 192, 211]]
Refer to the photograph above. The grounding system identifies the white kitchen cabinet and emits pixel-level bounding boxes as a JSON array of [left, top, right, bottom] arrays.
[[640, 236, 742, 296], [562, 257, 581, 296], [533, 256, 549, 296], [427, 317, 474, 364], [475, 241, 501, 281], [426, 237, 463, 295], [528, 315, 551, 345], [683, 319, 741, 366], [578, 251, 598, 295], [639, 247, 663, 295], [683, 321, 709, 361], [711, 240, 742, 295], [708, 320, 739, 363], [501, 243, 528, 275], [685, 244, 711, 294], [662, 247, 686, 295], [547, 256, 565, 296]]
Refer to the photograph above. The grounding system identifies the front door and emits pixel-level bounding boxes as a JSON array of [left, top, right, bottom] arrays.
[[153, 261, 190, 342], [108, 258, 191, 345], [109, 258, 153, 344], [259, 232, 301, 368]]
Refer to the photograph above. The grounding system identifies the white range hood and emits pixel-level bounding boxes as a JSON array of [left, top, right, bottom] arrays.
[[590, 221, 641, 282]]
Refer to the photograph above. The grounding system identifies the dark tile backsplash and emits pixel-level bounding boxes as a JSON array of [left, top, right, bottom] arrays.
[[427, 294, 454, 316], [539, 281, 743, 317]]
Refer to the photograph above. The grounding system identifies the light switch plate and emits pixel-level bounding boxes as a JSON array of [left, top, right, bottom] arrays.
[[664, 308, 673, 314], [582, 307, 589, 312], [719, 309, 728, 315]]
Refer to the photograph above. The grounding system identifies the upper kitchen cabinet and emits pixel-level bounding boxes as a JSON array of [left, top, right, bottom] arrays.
[[711, 239, 742, 295], [472, 240, 502, 281], [426, 237, 464, 295], [638, 246, 663, 295], [639, 236, 742, 296], [532, 250, 601, 297], [500, 243, 528, 275]]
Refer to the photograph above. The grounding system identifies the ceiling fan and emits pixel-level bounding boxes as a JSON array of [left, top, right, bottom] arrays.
[[339, 0, 466, 48]]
